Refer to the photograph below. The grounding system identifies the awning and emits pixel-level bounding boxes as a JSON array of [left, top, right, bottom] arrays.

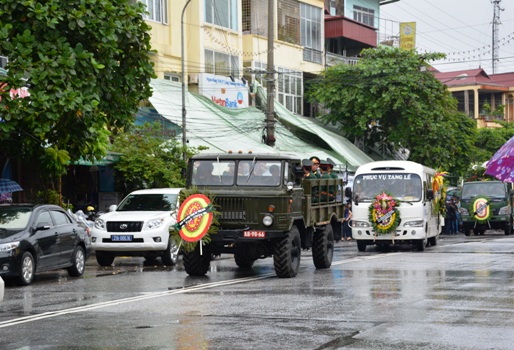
[[148, 79, 373, 172]]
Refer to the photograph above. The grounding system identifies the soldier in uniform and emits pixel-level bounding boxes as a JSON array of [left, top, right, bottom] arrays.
[[309, 156, 322, 178]]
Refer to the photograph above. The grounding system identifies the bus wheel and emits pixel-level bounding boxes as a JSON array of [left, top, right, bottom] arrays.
[[357, 240, 367, 252], [415, 239, 425, 252]]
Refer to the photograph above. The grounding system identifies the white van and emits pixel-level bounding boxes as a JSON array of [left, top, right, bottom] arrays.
[[351, 161, 441, 252]]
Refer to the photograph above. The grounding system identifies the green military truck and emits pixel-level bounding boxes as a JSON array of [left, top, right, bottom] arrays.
[[181, 153, 345, 278], [460, 180, 513, 236]]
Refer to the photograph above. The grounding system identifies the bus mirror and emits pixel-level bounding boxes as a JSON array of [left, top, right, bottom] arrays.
[[426, 189, 434, 200]]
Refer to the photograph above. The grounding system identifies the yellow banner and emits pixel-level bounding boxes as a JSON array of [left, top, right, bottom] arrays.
[[400, 22, 416, 50]]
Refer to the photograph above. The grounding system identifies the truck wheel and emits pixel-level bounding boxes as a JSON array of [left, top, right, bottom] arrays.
[[357, 240, 367, 252], [183, 242, 211, 276], [505, 222, 512, 236], [273, 225, 301, 278], [234, 253, 255, 268], [312, 224, 334, 269], [161, 239, 179, 266], [464, 226, 471, 236], [96, 252, 115, 266]]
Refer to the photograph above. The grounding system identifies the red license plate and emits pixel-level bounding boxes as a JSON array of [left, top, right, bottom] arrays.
[[243, 230, 266, 238]]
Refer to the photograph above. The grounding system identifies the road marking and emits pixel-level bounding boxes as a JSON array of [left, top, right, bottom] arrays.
[[0, 274, 275, 329]]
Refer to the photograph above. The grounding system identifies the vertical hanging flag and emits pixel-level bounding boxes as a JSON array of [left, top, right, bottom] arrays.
[[400, 22, 416, 51]]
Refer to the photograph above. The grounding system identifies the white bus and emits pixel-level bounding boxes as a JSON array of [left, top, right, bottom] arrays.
[[350, 160, 441, 252]]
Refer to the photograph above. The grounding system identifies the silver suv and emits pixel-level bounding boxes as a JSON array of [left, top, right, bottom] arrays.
[[91, 188, 181, 266]]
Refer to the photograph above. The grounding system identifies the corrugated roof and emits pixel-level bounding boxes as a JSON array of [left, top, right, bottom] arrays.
[[148, 79, 373, 172]]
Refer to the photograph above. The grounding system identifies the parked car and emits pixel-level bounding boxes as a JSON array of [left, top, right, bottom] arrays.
[[91, 188, 181, 266], [0, 204, 91, 286]]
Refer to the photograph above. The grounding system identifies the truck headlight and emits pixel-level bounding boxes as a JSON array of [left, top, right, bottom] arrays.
[[262, 215, 273, 226], [404, 220, 424, 227], [498, 206, 509, 215], [351, 221, 370, 228]]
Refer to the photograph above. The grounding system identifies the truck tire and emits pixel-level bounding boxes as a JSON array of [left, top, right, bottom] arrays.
[[161, 239, 179, 266], [505, 221, 512, 236], [234, 253, 255, 268], [183, 243, 211, 276], [312, 224, 334, 269], [273, 225, 301, 278], [96, 252, 115, 266], [357, 240, 367, 252]]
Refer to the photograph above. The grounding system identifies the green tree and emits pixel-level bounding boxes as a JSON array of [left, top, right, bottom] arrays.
[[307, 46, 477, 175], [111, 123, 200, 195], [0, 0, 155, 173]]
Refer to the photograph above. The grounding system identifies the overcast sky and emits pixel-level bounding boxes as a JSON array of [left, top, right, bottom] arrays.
[[378, 0, 514, 74]]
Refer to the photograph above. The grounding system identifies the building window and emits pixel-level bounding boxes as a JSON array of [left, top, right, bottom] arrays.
[[141, 0, 168, 24], [353, 5, 374, 27], [300, 3, 322, 64], [277, 68, 303, 115], [205, 50, 239, 77], [205, 0, 238, 31], [164, 73, 180, 82]]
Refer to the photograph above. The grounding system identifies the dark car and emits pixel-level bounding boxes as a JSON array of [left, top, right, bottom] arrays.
[[0, 204, 91, 286]]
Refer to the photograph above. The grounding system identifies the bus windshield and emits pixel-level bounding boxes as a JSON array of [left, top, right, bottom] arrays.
[[353, 173, 422, 202]]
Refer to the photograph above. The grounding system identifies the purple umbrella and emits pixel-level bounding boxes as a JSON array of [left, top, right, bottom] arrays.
[[0, 178, 23, 193], [484, 135, 514, 182]]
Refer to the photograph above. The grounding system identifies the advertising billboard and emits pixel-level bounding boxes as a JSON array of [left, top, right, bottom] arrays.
[[198, 73, 249, 109]]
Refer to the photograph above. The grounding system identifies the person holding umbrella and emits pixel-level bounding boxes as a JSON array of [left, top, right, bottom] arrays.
[[0, 178, 23, 203]]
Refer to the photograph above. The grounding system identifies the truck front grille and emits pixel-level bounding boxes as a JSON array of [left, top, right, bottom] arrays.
[[217, 197, 249, 223]]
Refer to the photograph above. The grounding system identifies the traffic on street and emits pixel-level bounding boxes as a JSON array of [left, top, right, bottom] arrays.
[[1, 232, 513, 350]]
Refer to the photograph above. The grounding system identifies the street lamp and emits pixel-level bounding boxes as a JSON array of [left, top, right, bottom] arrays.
[[181, 0, 192, 175]]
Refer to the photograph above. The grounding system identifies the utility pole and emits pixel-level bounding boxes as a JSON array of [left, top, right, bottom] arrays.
[[491, 0, 504, 74], [181, 0, 192, 176], [265, 0, 276, 147]]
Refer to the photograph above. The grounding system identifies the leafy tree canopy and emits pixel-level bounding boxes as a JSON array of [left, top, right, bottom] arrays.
[[0, 0, 155, 171], [111, 123, 202, 196], [307, 46, 477, 175]]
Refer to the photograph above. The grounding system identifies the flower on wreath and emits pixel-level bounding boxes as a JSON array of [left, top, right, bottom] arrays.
[[368, 192, 401, 234], [432, 170, 448, 216], [169, 187, 220, 253]]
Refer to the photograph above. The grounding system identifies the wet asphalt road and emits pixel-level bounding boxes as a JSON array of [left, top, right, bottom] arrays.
[[1, 232, 514, 350]]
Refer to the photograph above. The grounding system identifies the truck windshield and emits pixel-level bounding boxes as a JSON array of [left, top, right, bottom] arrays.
[[353, 173, 422, 202], [461, 182, 505, 199], [191, 160, 282, 186]]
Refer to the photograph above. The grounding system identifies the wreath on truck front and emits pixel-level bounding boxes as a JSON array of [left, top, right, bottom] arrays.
[[169, 187, 220, 253], [368, 192, 401, 234], [472, 196, 491, 224]]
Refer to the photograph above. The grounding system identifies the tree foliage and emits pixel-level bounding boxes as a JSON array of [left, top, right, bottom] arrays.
[[111, 123, 200, 196], [0, 0, 155, 171], [307, 47, 477, 175]]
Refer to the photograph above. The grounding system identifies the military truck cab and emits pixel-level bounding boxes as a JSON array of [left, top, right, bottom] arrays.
[[182, 153, 345, 278], [460, 181, 513, 236]]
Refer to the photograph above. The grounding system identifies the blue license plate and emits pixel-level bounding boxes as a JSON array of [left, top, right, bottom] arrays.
[[111, 235, 133, 241]]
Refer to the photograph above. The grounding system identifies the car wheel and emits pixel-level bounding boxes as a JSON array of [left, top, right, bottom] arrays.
[[96, 252, 115, 266], [15, 252, 35, 286], [161, 238, 179, 266], [68, 246, 86, 277]]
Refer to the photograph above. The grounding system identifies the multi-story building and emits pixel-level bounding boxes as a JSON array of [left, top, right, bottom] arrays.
[[145, 0, 395, 118]]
